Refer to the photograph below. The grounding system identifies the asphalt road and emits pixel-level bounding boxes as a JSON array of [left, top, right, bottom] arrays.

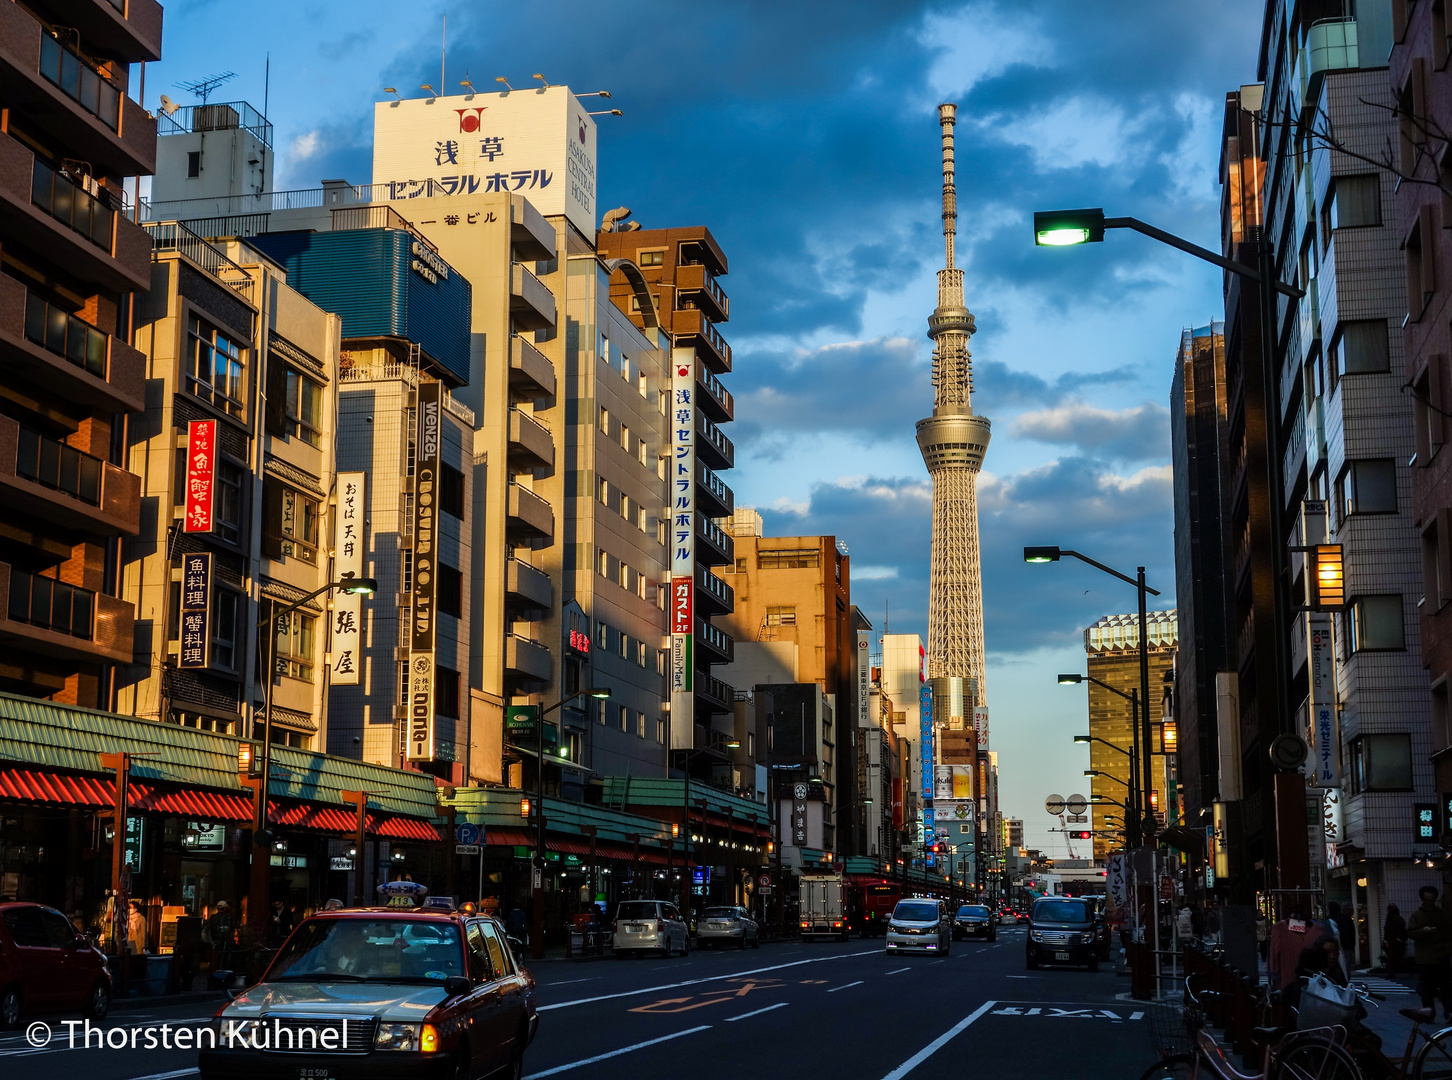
[[0, 926, 1161, 1080]]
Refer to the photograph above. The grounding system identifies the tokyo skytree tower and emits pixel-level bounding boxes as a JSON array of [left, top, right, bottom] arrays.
[[915, 103, 991, 702]]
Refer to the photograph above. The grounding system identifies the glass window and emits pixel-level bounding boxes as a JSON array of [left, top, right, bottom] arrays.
[[2, 907, 48, 947], [758, 548, 820, 570], [1340, 459, 1397, 515], [280, 488, 320, 562], [766, 606, 796, 626], [440, 464, 465, 520], [479, 922, 512, 977], [1352, 595, 1404, 651], [1351, 734, 1414, 792], [1329, 175, 1381, 229], [213, 589, 238, 671], [598, 406, 609, 435], [269, 918, 463, 981], [436, 666, 460, 718], [285, 369, 323, 447], [438, 564, 462, 618], [638, 250, 665, 267], [188, 316, 247, 418], [1335, 320, 1389, 375], [892, 901, 940, 923], [274, 610, 316, 681]]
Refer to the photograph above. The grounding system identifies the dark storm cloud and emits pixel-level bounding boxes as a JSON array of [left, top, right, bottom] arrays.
[[1011, 401, 1170, 463]]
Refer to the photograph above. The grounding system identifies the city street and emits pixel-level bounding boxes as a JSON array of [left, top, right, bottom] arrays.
[[0, 928, 1159, 1080]]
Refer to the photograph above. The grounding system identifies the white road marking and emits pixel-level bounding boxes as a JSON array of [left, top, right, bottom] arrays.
[[538, 948, 879, 1011], [880, 1000, 998, 1079], [724, 1002, 789, 1022], [523, 1025, 712, 1078], [545, 977, 602, 987], [827, 980, 865, 993], [1006, 975, 1031, 978], [885, 967, 911, 975], [127, 1070, 200, 1080]]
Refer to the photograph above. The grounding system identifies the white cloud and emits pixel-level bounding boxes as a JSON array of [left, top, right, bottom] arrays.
[[986, 95, 1141, 171], [289, 130, 323, 161], [1010, 400, 1169, 461], [918, 3, 1048, 103]]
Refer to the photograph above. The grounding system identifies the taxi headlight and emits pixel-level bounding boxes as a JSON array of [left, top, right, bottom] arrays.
[[375, 1022, 423, 1052], [216, 1017, 263, 1047]]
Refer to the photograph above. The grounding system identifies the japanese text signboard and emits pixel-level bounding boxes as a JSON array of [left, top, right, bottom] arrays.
[[857, 630, 871, 728], [331, 472, 367, 686], [408, 383, 442, 762], [669, 348, 696, 749], [178, 552, 211, 669], [920, 683, 934, 799], [1307, 614, 1339, 788], [183, 420, 216, 533]]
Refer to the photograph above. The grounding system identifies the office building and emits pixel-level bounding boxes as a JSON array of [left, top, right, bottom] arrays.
[[0, 0, 160, 707]]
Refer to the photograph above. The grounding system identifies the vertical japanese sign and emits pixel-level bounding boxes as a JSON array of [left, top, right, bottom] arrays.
[[183, 419, 216, 532], [973, 706, 989, 750], [791, 781, 808, 846], [331, 472, 366, 685], [669, 348, 696, 749], [857, 630, 871, 727], [919, 683, 934, 798], [178, 552, 211, 668], [408, 383, 442, 762], [1308, 614, 1339, 787]]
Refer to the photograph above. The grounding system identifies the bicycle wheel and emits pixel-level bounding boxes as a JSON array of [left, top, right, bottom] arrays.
[[1136, 1053, 1198, 1080], [1274, 1037, 1361, 1080], [1414, 1027, 1452, 1080]]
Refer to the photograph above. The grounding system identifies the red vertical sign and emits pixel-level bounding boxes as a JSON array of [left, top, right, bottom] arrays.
[[671, 576, 693, 635], [184, 420, 216, 533]]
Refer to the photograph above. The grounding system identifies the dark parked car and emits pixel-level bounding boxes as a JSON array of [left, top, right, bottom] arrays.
[[0, 902, 111, 1028], [200, 906, 536, 1080], [1025, 896, 1101, 971], [952, 904, 997, 941]]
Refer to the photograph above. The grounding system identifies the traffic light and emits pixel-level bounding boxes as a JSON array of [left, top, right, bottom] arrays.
[[1070, 830, 1091, 840]]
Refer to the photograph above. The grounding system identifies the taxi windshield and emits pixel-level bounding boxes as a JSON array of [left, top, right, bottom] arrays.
[[268, 918, 464, 983]]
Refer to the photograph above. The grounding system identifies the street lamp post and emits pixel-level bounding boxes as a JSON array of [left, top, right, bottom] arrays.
[[678, 740, 739, 920], [1028, 549, 1159, 841], [250, 576, 377, 935], [1060, 674, 1142, 847], [528, 687, 611, 959]]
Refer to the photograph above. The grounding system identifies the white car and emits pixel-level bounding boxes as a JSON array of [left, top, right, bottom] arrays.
[[612, 900, 690, 958], [884, 898, 951, 955], [696, 906, 760, 949]]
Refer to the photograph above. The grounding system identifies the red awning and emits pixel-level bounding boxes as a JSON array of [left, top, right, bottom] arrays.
[[0, 768, 113, 806], [133, 784, 252, 821], [373, 816, 440, 842]]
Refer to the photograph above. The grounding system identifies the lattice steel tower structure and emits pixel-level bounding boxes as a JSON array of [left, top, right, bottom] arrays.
[[915, 103, 991, 700]]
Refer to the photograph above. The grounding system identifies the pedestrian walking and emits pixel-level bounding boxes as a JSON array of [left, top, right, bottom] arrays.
[[1327, 901, 1354, 975], [1176, 904, 1193, 939], [1408, 885, 1452, 1021], [1385, 904, 1408, 975], [1205, 903, 1221, 944], [1256, 911, 1270, 963]]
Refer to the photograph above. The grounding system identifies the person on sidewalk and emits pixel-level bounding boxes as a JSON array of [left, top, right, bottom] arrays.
[[1176, 904, 1193, 940], [1256, 911, 1270, 962], [1385, 904, 1408, 976], [1408, 885, 1452, 1021]]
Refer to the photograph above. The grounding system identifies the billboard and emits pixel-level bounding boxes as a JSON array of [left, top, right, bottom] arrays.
[[669, 348, 696, 749], [372, 85, 597, 237], [857, 630, 871, 727], [183, 419, 216, 532], [331, 472, 366, 685], [178, 552, 211, 669], [407, 383, 443, 761], [974, 706, 989, 749]]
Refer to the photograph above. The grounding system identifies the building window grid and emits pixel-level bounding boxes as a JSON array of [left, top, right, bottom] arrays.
[[187, 316, 247, 419], [284, 369, 324, 448], [274, 610, 316, 681], [280, 487, 320, 563]]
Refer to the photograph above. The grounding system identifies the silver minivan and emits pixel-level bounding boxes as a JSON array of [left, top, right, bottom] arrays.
[[884, 898, 951, 955], [612, 900, 690, 958]]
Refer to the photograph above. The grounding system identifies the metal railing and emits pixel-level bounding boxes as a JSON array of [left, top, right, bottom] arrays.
[[32, 160, 114, 251], [698, 415, 735, 466], [15, 428, 102, 506], [8, 569, 94, 639], [697, 463, 733, 513], [158, 101, 273, 149], [443, 389, 475, 427], [39, 35, 119, 130], [339, 360, 419, 386], [142, 221, 254, 302], [698, 365, 733, 417], [24, 292, 107, 378], [330, 205, 439, 253]]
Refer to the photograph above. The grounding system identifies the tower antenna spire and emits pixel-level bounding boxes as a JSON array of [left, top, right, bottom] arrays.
[[940, 102, 957, 271]]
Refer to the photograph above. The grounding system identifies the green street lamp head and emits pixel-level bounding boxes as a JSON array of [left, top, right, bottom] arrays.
[[1033, 208, 1106, 246], [1023, 546, 1061, 564], [342, 577, 379, 595], [586, 687, 612, 700], [724, 739, 741, 749], [1058, 674, 1084, 686], [1073, 734, 1091, 743]]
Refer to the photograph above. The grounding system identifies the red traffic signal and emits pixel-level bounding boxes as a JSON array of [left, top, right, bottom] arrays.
[[1069, 830, 1092, 840]]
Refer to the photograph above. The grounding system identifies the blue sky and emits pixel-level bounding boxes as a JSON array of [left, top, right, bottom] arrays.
[[150, 0, 1263, 853]]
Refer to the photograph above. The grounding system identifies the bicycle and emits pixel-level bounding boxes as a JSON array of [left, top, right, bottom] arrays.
[[1138, 975, 1360, 1080], [1332, 991, 1452, 1080]]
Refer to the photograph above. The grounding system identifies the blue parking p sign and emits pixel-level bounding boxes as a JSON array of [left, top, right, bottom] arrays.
[[456, 822, 481, 846]]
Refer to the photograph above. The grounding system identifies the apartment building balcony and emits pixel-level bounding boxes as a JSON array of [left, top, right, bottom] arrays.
[[0, 416, 139, 536], [0, 274, 146, 414], [696, 565, 733, 617], [696, 414, 734, 471], [47, 0, 163, 63], [505, 632, 552, 683], [0, 134, 151, 291], [696, 462, 734, 519], [676, 262, 729, 323], [671, 309, 732, 375], [696, 619, 733, 666], [507, 407, 554, 472], [505, 557, 552, 614], [508, 334, 556, 401], [696, 514, 734, 568], [695, 673, 734, 716], [696, 364, 733, 423], [0, 562, 133, 664], [509, 196, 555, 261], [509, 262, 555, 331], [0, 1, 156, 177], [505, 482, 554, 543]]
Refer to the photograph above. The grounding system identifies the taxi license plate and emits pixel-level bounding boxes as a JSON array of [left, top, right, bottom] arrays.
[[298, 1070, 334, 1080], [1054, 951, 1071, 960]]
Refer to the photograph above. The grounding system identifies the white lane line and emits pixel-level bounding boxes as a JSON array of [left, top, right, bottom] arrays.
[[885, 967, 911, 975], [545, 977, 602, 987], [538, 948, 880, 1011], [827, 980, 865, 993], [724, 1002, 788, 1023], [880, 1000, 997, 1080], [1006, 975, 1031, 979], [127, 1070, 200, 1080], [523, 1025, 711, 1078]]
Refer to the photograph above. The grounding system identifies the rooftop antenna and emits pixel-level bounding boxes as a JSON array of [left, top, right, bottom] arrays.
[[440, 14, 446, 97], [175, 71, 236, 105], [263, 52, 269, 123]]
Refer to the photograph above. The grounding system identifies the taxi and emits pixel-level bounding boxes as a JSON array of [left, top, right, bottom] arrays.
[[199, 884, 537, 1080]]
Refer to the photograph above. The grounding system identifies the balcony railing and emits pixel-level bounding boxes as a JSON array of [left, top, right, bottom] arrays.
[[142, 221, 254, 303], [697, 462, 734, 516], [697, 365, 733, 420], [697, 514, 734, 564], [32, 160, 115, 250], [24, 292, 107, 379], [16, 428, 102, 506], [697, 566, 734, 609], [157, 101, 274, 149], [330, 205, 438, 252], [39, 35, 121, 130], [697, 619, 734, 662], [697, 414, 735, 469], [8, 569, 94, 639]]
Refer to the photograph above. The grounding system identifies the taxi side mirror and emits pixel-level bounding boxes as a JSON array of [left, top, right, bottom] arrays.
[[444, 975, 472, 997]]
